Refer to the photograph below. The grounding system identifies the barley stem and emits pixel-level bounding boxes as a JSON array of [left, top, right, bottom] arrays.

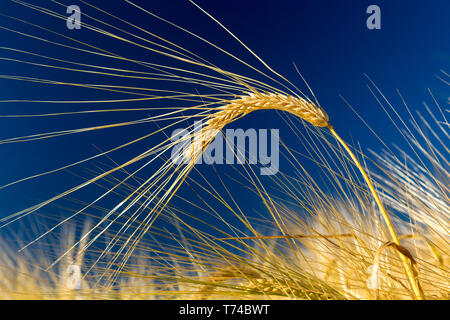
[[327, 124, 424, 300]]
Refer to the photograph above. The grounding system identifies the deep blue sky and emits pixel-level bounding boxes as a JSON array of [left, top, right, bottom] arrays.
[[0, 1, 448, 239]]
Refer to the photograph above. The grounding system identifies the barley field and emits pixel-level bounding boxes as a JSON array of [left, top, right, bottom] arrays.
[[0, 0, 448, 300]]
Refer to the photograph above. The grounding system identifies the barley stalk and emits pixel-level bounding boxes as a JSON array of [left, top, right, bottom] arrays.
[[327, 125, 425, 300], [185, 89, 423, 300]]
